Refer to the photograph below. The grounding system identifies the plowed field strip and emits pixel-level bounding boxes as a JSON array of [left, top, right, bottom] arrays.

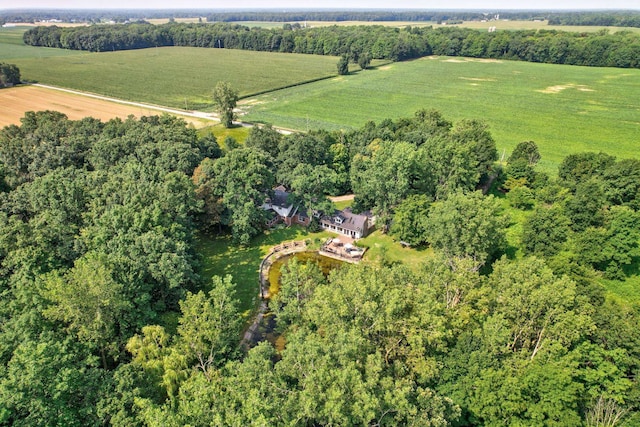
[[0, 85, 213, 128]]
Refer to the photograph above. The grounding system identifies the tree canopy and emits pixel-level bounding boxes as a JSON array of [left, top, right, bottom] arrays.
[[1, 109, 639, 426]]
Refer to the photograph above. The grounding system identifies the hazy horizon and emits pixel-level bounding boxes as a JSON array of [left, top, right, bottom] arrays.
[[1, 1, 639, 12]]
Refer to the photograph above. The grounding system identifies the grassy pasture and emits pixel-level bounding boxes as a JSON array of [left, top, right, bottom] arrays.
[[241, 56, 640, 173]]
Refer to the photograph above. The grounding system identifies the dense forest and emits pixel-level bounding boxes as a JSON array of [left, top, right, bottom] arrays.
[[0, 109, 639, 425], [0, 9, 207, 24], [23, 22, 640, 68], [548, 11, 640, 28], [205, 10, 500, 23]]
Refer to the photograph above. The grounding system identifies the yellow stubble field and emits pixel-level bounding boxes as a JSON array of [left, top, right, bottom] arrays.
[[0, 85, 208, 128]]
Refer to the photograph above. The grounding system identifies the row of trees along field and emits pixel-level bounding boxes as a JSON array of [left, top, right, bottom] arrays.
[[548, 11, 640, 28], [1, 110, 639, 425], [23, 22, 640, 68]]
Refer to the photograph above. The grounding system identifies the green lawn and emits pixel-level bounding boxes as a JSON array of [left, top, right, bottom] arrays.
[[195, 226, 332, 318], [241, 56, 640, 174], [357, 230, 433, 270], [195, 224, 433, 317], [333, 199, 353, 210], [198, 124, 251, 145]]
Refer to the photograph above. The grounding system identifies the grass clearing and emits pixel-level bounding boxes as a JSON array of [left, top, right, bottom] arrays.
[[357, 230, 432, 270], [242, 56, 640, 174], [601, 272, 640, 306], [333, 199, 353, 211], [195, 226, 333, 318], [198, 124, 251, 145]]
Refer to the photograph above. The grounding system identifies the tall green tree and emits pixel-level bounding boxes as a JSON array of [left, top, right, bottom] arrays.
[[450, 118, 497, 179], [602, 158, 640, 209], [270, 259, 326, 329], [212, 81, 238, 128], [209, 148, 275, 244], [245, 124, 281, 159], [575, 206, 640, 279], [509, 140, 541, 166], [0, 62, 20, 87], [390, 193, 432, 246], [0, 333, 106, 426], [42, 253, 132, 369], [522, 205, 571, 257], [351, 140, 428, 225], [357, 51, 372, 70], [425, 191, 506, 270], [289, 163, 338, 214], [176, 275, 240, 375], [337, 54, 349, 75]]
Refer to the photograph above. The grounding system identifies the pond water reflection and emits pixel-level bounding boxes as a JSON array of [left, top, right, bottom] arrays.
[[267, 251, 345, 296]]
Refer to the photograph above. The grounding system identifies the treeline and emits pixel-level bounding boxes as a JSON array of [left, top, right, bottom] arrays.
[[549, 11, 640, 28], [0, 9, 206, 24], [6, 9, 640, 28], [205, 10, 490, 23], [23, 22, 640, 68]]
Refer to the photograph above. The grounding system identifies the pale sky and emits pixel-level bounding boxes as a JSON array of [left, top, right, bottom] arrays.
[[1, 0, 639, 10]]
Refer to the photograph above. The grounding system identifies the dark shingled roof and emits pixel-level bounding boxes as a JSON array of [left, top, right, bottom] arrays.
[[321, 208, 368, 233]]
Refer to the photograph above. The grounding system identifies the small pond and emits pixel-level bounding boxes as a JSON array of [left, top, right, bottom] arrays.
[[255, 251, 345, 351], [267, 251, 345, 296]]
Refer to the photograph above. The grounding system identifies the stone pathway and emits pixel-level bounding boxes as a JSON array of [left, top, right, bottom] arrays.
[[241, 240, 309, 349]]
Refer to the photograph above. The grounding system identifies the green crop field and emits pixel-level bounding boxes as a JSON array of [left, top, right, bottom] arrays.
[[241, 56, 640, 173], [1, 28, 339, 110], [0, 26, 86, 60], [11, 47, 339, 109]]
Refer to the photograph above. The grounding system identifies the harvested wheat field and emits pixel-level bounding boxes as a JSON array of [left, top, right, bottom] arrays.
[[0, 85, 210, 128]]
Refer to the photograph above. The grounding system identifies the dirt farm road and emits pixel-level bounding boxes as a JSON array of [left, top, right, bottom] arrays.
[[329, 194, 355, 203], [31, 84, 294, 134], [33, 83, 220, 122]]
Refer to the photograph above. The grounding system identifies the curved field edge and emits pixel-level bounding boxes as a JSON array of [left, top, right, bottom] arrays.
[[241, 56, 640, 173]]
